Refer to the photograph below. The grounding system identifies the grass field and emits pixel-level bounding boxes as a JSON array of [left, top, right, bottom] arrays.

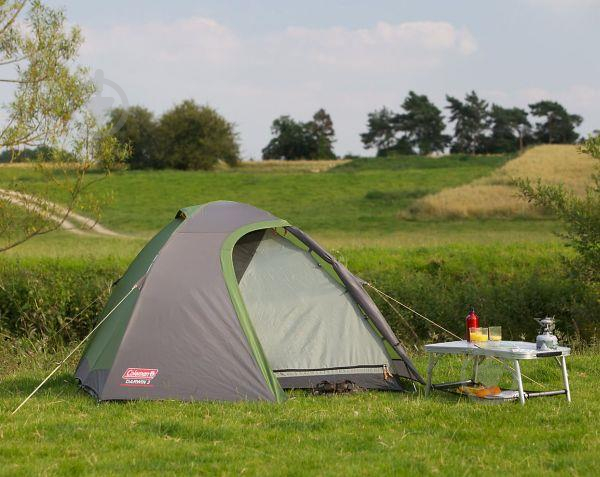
[[1, 346, 598, 476], [1, 147, 598, 476], [1, 152, 566, 255], [408, 145, 596, 219], [0, 154, 511, 237]]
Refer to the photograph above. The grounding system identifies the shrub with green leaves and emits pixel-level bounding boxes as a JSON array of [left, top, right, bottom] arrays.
[[0, 259, 124, 345], [519, 135, 600, 287], [345, 245, 598, 346]]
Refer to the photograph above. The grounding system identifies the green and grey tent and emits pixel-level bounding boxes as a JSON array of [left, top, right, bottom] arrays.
[[76, 201, 423, 402]]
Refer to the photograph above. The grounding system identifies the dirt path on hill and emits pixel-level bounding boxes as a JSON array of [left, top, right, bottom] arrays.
[[0, 189, 127, 237]]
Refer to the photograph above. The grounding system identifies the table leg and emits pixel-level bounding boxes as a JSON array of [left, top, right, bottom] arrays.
[[473, 356, 481, 384], [560, 356, 571, 403], [425, 354, 437, 397], [514, 360, 525, 405]]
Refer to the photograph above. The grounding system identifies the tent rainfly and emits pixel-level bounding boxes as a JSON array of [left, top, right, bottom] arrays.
[[76, 201, 423, 402]]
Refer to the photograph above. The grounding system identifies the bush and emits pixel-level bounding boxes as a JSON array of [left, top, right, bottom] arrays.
[[341, 245, 598, 345], [109, 106, 159, 169], [157, 100, 240, 170], [519, 136, 600, 287], [1, 245, 597, 347], [0, 259, 125, 345]]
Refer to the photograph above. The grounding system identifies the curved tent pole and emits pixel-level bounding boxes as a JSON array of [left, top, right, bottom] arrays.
[[221, 219, 291, 403], [285, 226, 425, 384]]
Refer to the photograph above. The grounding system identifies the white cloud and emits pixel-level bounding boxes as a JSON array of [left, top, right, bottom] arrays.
[[519, 87, 553, 103], [564, 85, 600, 107], [81, 18, 476, 80], [81, 17, 239, 66], [268, 21, 477, 72], [77, 18, 479, 158]]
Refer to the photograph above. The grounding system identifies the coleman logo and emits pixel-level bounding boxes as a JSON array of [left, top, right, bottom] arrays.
[[120, 368, 158, 387]]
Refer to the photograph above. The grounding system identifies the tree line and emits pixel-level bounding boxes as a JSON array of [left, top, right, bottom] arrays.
[[102, 103, 339, 168], [361, 91, 583, 157], [101, 92, 585, 166], [4, 92, 584, 169], [8, 91, 577, 169], [261, 92, 582, 160]]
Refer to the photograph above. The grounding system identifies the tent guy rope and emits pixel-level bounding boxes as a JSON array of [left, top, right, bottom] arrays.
[[365, 282, 546, 389], [11, 284, 139, 416]]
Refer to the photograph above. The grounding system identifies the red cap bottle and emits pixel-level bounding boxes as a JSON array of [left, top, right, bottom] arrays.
[[466, 307, 479, 342]]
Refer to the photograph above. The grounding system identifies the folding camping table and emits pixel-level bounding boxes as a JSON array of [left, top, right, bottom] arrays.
[[424, 340, 571, 405]]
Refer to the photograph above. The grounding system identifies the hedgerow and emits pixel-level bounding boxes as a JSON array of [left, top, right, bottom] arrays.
[[0, 245, 597, 347]]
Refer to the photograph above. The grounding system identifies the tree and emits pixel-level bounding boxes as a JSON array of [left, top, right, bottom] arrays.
[[396, 91, 449, 155], [109, 106, 158, 169], [446, 91, 490, 153], [308, 108, 336, 159], [262, 109, 336, 160], [0, 1, 127, 252], [0, 145, 74, 163], [529, 101, 582, 144], [519, 135, 600, 287], [488, 105, 532, 153], [157, 100, 239, 170], [360, 107, 412, 156], [262, 116, 308, 160]]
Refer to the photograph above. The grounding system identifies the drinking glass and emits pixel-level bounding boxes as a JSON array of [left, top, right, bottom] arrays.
[[469, 327, 488, 342], [488, 326, 502, 341]]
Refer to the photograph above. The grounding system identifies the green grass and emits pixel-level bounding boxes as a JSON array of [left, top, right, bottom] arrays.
[[330, 153, 510, 172], [0, 153, 564, 256], [1, 153, 597, 475], [2, 220, 566, 259], [0, 154, 515, 236], [0, 347, 598, 476]]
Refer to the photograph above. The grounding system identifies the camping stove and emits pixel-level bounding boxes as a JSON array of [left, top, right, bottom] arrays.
[[535, 316, 559, 351]]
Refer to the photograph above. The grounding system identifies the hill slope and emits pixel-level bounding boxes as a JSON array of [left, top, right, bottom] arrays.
[[406, 145, 595, 219]]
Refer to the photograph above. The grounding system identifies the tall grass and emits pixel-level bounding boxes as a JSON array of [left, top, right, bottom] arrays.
[[406, 145, 596, 219], [2, 243, 597, 345]]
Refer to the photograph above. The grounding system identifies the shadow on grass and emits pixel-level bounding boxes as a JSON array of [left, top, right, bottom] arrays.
[[0, 372, 79, 399]]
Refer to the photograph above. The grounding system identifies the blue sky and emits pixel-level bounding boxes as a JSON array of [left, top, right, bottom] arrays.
[[48, 0, 600, 158]]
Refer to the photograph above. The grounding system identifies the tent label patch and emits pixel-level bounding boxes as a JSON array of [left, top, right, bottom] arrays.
[[120, 368, 158, 387]]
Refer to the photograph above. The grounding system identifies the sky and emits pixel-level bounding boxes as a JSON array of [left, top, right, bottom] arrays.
[[44, 0, 600, 159]]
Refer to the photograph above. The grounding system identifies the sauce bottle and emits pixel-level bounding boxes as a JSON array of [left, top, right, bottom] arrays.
[[465, 307, 479, 342]]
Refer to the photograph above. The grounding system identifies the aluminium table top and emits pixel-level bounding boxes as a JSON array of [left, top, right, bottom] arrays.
[[424, 340, 570, 360]]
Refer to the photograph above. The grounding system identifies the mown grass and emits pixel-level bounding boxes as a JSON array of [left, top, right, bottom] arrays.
[[0, 154, 512, 236], [1, 219, 565, 259], [1, 152, 564, 255], [0, 347, 598, 476]]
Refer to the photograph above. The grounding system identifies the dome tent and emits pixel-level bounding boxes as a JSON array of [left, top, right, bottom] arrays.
[[76, 201, 423, 402]]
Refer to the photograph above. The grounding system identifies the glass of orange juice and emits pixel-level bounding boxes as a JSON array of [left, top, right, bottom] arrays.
[[488, 326, 502, 341], [469, 327, 488, 342]]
